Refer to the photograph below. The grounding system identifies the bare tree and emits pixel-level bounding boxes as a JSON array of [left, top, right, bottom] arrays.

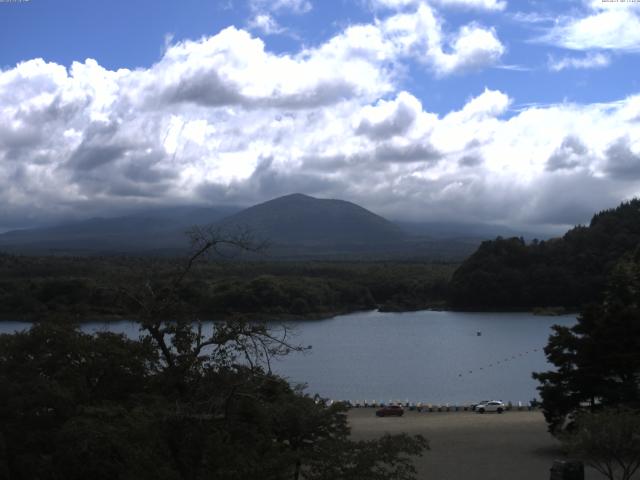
[[118, 224, 301, 393]]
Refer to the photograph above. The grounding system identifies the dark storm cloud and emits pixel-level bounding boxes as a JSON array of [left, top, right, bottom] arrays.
[[0, 124, 43, 161], [363, 173, 525, 225], [546, 135, 588, 171], [69, 144, 127, 171], [122, 150, 178, 184], [264, 80, 357, 109], [161, 69, 357, 110], [299, 154, 351, 172], [374, 142, 441, 163], [247, 156, 347, 198], [363, 168, 621, 231], [162, 70, 244, 107], [17, 93, 88, 125], [604, 137, 640, 180], [0, 92, 89, 162], [70, 150, 177, 203], [63, 117, 178, 201], [106, 181, 168, 198], [459, 154, 483, 167], [521, 172, 619, 226], [465, 138, 484, 149], [196, 156, 349, 206], [356, 100, 417, 140], [66, 120, 125, 171]]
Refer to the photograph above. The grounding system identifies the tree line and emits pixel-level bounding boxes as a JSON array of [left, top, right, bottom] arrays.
[[449, 199, 640, 310], [0, 254, 453, 321]]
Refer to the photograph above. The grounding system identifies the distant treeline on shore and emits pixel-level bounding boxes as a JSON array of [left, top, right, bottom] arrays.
[[0, 255, 453, 321]]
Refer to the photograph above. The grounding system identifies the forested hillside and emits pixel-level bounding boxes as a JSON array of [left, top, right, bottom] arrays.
[[449, 199, 640, 310]]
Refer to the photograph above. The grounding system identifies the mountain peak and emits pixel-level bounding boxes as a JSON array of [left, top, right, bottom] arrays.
[[280, 193, 313, 200], [222, 194, 405, 247], [264, 193, 316, 204]]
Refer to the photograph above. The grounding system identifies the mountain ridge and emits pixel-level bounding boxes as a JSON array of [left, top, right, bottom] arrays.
[[218, 193, 406, 247], [0, 194, 535, 259]]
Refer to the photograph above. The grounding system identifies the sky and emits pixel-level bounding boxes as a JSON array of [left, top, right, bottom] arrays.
[[1, 0, 639, 233]]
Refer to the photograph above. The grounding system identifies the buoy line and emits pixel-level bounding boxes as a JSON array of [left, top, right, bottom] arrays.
[[455, 346, 543, 378]]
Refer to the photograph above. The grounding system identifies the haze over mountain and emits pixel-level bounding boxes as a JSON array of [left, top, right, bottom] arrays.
[[0, 194, 539, 259], [0, 206, 240, 255]]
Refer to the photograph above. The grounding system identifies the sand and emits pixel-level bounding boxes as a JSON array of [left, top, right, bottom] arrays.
[[348, 409, 621, 480]]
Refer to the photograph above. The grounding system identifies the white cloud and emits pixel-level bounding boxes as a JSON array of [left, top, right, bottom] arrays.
[[546, 135, 589, 171], [510, 11, 556, 24], [455, 88, 511, 119], [145, 26, 392, 108], [250, 0, 312, 14], [372, 0, 506, 11], [541, 4, 640, 51], [371, 0, 415, 9], [431, 0, 506, 11], [430, 23, 505, 76], [247, 14, 286, 35], [604, 136, 640, 180], [548, 52, 610, 71], [362, 4, 505, 75], [1, 22, 638, 231], [355, 92, 424, 140]]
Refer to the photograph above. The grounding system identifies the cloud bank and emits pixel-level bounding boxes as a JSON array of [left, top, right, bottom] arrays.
[[0, 4, 639, 232]]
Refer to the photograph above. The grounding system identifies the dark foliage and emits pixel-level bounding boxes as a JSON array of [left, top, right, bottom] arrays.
[[0, 228, 428, 479], [533, 250, 640, 434], [449, 199, 640, 309], [0, 254, 454, 321]]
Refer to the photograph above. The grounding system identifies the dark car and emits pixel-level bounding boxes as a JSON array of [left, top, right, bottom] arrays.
[[376, 405, 404, 417]]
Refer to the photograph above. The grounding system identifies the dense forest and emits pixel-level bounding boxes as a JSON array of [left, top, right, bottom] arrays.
[[449, 199, 640, 310], [0, 254, 454, 321]]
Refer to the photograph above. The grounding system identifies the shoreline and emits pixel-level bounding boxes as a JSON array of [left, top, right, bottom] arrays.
[[0, 305, 578, 324]]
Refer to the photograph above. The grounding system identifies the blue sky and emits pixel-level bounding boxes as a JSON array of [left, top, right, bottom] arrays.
[[0, 0, 639, 231], [3, 0, 637, 112]]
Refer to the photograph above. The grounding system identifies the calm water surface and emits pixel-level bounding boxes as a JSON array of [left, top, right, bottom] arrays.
[[1, 310, 575, 404]]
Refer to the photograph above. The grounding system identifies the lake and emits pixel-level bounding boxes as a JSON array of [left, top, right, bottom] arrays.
[[0, 310, 575, 405]]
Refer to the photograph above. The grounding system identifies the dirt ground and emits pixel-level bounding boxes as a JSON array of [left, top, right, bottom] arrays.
[[348, 409, 622, 480]]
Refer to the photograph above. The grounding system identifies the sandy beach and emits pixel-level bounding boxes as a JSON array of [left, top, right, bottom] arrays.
[[348, 409, 620, 480]]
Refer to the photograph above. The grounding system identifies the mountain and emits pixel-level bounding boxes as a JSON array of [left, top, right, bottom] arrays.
[[449, 199, 640, 309], [0, 194, 411, 256], [0, 194, 492, 259], [0, 205, 241, 255], [219, 193, 406, 247]]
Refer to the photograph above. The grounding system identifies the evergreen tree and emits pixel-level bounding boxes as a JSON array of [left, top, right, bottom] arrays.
[[533, 249, 640, 434]]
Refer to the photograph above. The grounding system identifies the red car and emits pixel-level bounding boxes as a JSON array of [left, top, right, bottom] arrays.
[[376, 405, 404, 417]]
